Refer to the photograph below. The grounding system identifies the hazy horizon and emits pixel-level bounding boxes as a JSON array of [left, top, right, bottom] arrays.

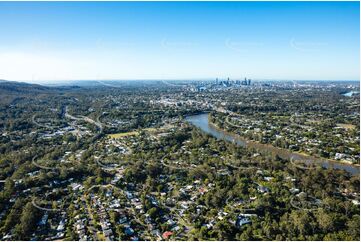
[[0, 1, 360, 82], [2, 79, 360, 86]]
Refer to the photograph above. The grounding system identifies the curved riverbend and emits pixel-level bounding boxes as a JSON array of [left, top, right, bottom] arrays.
[[186, 113, 359, 176]]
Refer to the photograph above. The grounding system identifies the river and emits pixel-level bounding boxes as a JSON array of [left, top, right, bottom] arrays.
[[186, 113, 359, 175], [342, 91, 359, 97]]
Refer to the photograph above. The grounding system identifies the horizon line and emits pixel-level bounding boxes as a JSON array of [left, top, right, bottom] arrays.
[[2, 78, 360, 84]]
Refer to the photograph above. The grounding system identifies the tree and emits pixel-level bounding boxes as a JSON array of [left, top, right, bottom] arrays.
[[18, 201, 41, 239], [148, 207, 159, 219], [66, 225, 78, 240], [346, 215, 360, 240], [315, 210, 334, 232], [2, 179, 15, 199], [3, 198, 25, 231]]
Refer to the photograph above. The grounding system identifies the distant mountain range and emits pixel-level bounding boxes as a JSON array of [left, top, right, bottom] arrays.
[[0, 80, 84, 94], [0, 80, 53, 94], [0, 80, 85, 106]]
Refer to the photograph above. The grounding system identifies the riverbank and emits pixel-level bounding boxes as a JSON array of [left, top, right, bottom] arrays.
[[209, 117, 359, 168], [185, 113, 359, 175]]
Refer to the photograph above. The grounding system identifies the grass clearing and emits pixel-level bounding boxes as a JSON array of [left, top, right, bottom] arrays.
[[108, 127, 158, 139], [336, 123, 356, 130], [108, 131, 139, 138], [271, 115, 289, 121]]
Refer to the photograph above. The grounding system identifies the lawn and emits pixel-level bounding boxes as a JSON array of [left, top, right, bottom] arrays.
[[336, 123, 356, 130], [108, 128, 158, 139], [108, 131, 139, 138], [271, 115, 290, 121]]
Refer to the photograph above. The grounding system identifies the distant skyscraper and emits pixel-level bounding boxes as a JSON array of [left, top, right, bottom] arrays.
[[242, 77, 247, 85]]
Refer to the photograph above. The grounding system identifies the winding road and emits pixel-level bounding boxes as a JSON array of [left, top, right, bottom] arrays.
[[32, 198, 62, 212], [65, 106, 104, 132], [32, 114, 54, 129]]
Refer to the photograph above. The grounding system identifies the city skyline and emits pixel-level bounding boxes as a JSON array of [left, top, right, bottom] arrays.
[[0, 1, 360, 82]]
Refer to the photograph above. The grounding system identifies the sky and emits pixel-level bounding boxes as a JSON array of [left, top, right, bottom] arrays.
[[0, 1, 359, 83]]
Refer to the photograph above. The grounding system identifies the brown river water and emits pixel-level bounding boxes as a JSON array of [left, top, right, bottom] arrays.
[[186, 113, 359, 176]]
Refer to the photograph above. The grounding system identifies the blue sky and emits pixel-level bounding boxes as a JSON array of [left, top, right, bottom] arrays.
[[0, 1, 359, 82]]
